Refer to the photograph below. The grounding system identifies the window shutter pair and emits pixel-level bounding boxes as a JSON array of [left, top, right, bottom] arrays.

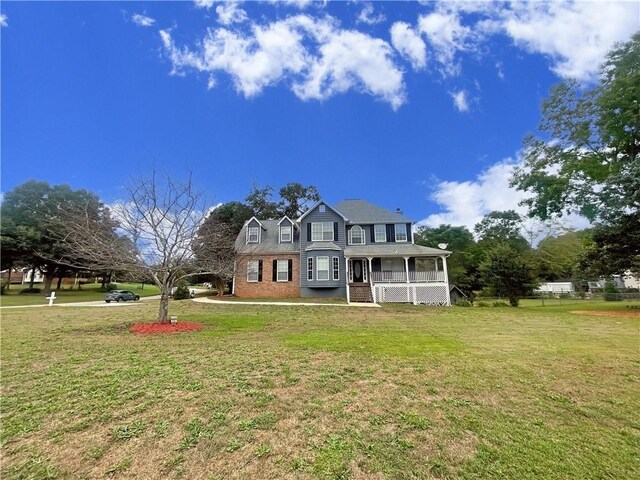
[[258, 260, 263, 282], [271, 259, 293, 281]]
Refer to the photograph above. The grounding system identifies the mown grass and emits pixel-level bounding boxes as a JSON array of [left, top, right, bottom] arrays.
[[0, 282, 161, 307], [1, 300, 638, 479]]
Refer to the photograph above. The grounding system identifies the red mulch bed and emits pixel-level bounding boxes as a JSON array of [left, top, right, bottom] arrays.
[[129, 322, 204, 334]]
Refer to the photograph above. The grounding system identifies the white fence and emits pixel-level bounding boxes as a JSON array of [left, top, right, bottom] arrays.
[[375, 284, 449, 305], [371, 271, 445, 283]]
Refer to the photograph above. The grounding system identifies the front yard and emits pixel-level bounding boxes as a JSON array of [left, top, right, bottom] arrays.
[[1, 301, 638, 479]]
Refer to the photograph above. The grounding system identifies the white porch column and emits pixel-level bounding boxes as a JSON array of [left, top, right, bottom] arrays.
[[442, 255, 451, 306], [404, 257, 410, 283], [345, 257, 350, 304], [367, 257, 376, 303]]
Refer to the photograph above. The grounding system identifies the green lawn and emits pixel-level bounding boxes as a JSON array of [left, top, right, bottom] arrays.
[[0, 283, 161, 307], [1, 300, 638, 479]]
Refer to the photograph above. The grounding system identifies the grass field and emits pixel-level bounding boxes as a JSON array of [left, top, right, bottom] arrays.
[[1, 300, 638, 479], [0, 283, 161, 307]]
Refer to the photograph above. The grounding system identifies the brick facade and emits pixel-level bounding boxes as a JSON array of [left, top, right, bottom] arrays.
[[234, 254, 300, 298]]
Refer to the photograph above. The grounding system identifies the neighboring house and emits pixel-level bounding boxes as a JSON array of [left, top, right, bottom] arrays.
[[449, 285, 468, 304], [622, 270, 639, 289], [588, 276, 626, 292], [233, 199, 452, 305], [535, 282, 576, 294]]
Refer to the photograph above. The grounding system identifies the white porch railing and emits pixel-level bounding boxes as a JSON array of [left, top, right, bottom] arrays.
[[371, 271, 445, 283]]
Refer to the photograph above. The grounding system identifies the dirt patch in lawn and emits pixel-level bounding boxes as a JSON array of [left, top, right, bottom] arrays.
[[129, 322, 204, 334], [570, 310, 640, 318]]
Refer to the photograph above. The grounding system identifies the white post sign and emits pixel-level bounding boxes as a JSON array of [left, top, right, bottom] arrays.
[[46, 291, 56, 306]]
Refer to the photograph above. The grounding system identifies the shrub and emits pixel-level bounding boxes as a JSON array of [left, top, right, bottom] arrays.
[[173, 282, 191, 300], [454, 298, 472, 307], [603, 281, 621, 301], [492, 301, 510, 307], [476, 301, 490, 307], [0, 282, 7, 295]]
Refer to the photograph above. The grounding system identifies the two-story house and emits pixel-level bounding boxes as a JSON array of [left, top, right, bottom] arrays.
[[233, 199, 451, 305]]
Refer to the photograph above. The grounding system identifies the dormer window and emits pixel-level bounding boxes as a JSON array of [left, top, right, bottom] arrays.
[[348, 225, 365, 245], [247, 226, 260, 243], [319, 204, 326, 213], [280, 225, 292, 243]]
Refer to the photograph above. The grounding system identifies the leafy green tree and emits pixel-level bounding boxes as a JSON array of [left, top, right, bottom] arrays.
[[534, 231, 586, 281], [245, 183, 280, 219], [511, 33, 639, 273], [480, 244, 536, 307], [245, 182, 321, 220], [208, 201, 254, 235], [414, 225, 482, 295], [0, 180, 105, 294], [277, 182, 320, 219], [474, 210, 529, 252]]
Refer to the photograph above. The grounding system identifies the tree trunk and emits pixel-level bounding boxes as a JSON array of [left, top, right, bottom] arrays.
[[5, 261, 12, 291], [29, 267, 36, 289], [43, 272, 55, 295], [56, 272, 64, 290], [158, 290, 170, 323], [214, 278, 226, 297], [101, 274, 107, 289]]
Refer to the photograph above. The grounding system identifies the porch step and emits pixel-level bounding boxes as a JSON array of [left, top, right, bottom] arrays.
[[349, 284, 373, 303]]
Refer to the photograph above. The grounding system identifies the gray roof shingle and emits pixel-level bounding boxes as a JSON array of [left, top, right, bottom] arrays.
[[334, 199, 413, 224], [235, 219, 299, 254]]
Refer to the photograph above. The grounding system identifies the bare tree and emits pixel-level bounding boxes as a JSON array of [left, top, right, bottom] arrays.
[[61, 171, 233, 323]]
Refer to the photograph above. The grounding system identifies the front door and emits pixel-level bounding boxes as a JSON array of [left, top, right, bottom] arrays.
[[349, 259, 368, 283]]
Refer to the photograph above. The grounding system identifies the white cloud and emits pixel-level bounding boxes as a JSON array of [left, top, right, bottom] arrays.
[[131, 13, 155, 27], [417, 11, 472, 77], [450, 89, 469, 112], [194, 0, 216, 9], [357, 3, 386, 25], [390, 22, 426, 70], [216, 2, 248, 25], [161, 15, 405, 109], [502, 1, 639, 82], [418, 157, 590, 236], [0, 13, 8, 27]]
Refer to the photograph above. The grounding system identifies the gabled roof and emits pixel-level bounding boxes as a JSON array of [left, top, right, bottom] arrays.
[[245, 216, 266, 230], [334, 199, 413, 224], [297, 200, 349, 222], [277, 215, 296, 226]]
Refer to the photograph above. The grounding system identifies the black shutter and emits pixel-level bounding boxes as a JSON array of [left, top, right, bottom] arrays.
[[288, 259, 293, 281], [272, 259, 277, 281], [386, 224, 395, 243], [407, 223, 412, 242], [370, 225, 375, 243], [307, 223, 311, 241], [258, 260, 263, 282], [333, 222, 338, 241]]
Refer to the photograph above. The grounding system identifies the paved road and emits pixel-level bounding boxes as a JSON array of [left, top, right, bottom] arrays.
[[0, 291, 209, 309]]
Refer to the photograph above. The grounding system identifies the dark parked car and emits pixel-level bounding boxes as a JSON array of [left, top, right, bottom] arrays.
[[105, 290, 140, 303]]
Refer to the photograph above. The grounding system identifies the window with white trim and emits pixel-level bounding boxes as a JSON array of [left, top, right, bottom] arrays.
[[280, 225, 292, 243], [395, 224, 408, 242], [247, 226, 259, 243], [332, 257, 340, 281], [316, 256, 330, 280], [319, 204, 326, 213], [277, 259, 288, 282], [311, 222, 334, 241], [307, 257, 313, 281], [247, 260, 259, 282], [349, 225, 365, 245], [374, 224, 386, 242]]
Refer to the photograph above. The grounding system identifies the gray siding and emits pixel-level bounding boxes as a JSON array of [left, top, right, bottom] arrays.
[[300, 203, 346, 297]]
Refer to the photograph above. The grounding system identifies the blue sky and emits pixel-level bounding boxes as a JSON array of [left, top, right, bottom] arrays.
[[1, 1, 638, 230]]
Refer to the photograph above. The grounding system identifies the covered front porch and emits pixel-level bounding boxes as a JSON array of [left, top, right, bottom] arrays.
[[344, 245, 451, 306]]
